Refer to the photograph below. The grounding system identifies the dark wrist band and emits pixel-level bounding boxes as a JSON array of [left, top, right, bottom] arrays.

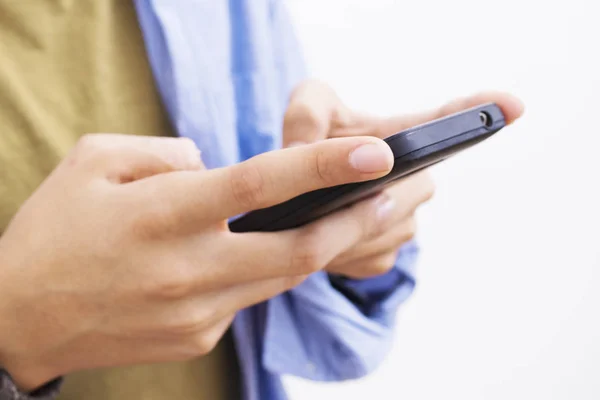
[[0, 369, 62, 400]]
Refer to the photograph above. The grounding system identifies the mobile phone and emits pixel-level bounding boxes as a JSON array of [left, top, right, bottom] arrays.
[[229, 102, 506, 233]]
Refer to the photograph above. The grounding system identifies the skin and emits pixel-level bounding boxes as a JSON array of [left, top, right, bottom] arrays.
[[283, 81, 524, 278], [0, 82, 524, 392]]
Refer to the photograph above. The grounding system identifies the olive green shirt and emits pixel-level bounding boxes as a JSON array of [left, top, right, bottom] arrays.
[[0, 1, 240, 399]]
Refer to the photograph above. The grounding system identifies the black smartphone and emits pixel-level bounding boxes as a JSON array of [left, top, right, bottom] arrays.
[[229, 102, 506, 233]]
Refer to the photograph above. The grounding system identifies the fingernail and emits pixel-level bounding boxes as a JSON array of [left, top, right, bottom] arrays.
[[375, 194, 396, 221], [349, 142, 393, 173], [287, 141, 308, 148]]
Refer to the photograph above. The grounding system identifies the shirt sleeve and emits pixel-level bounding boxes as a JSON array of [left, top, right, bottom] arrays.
[[261, 240, 419, 381], [328, 241, 418, 317]]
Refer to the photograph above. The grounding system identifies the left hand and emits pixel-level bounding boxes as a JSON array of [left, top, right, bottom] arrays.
[[282, 80, 524, 279]]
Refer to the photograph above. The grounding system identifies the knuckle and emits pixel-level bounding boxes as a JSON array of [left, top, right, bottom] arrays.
[[282, 275, 308, 291], [129, 202, 179, 239], [371, 253, 398, 275], [424, 183, 436, 202], [395, 218, 417, 245], [166, 310, 214, 337], [312, 148, 336, 185], [420, 173, 436, 201], [73, 134, 109, 161], [151, 279, 192, 301], [289, 248, 322, 274], [177, 137, 196, 149], [403, 230, 416, 244], [229, 163, 267, 210], [189, 331, 220, 356], [405, 219, 417, 241], [364, 217, 383, 240], [355, 202, 384, 239], [289, 229, 328, 274], [285, 102, 325, 131], [75, 133, 103, 152], [400, 218, 417, 243], [72, 134, 121, 170], [177, 138, 201, 159], [143, 263, 195, 301]]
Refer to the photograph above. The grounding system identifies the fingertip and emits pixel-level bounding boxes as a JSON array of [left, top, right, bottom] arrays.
[[497, 93, 525, 124], [471, 91, 525, 124]]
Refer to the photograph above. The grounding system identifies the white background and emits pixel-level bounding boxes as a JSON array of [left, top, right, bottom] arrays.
[[285, 0, 600, 399]]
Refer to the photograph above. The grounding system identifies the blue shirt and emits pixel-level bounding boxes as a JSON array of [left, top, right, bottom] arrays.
[[134, 1, 419, 399]]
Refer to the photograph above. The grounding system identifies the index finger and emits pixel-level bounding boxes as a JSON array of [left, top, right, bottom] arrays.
[[282, 80, 342, 146], [351, 91, 525, 139], [142, 136, 394, 224]]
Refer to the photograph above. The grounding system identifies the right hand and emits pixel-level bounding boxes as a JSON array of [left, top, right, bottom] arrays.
[[0, 133, 395, 391]]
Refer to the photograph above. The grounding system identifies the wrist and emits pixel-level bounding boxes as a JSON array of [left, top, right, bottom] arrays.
[[0, 252, 60, 393], [0, 302, 59, 393]]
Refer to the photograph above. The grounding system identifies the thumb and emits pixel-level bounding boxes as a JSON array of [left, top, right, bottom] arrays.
[[282, 80, 353, 147]]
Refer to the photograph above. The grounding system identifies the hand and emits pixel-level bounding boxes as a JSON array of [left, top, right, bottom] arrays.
[[0, 133, 396, 391], [283, 80, 525, 279]]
